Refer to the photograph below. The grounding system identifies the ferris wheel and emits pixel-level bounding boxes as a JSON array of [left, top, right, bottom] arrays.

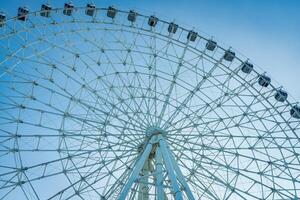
[[0, 2, 300, 200]]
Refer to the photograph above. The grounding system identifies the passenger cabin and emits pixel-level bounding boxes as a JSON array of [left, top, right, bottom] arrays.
[[148, 16, 158, 27], [63, 3, 74, 16], [206, 40, 217, 51], [0, 13, 6, 27], [291, 105, 300, 119], [85, 3, 96, 16], [275, 89, 288, 102], [168, 23, 178, 34], [241, 62, 253, 74], [40, 4, 51, 18], [258, 75, 271, 87], [107, 6, 117, 19], [17, 7, 29, 21], [128, 10, 137, 22], [223, 50, 235, 62], [187, 31, 197, 42]]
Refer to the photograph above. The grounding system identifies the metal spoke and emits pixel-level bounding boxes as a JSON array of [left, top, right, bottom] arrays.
[[0, 4, 299, 200]]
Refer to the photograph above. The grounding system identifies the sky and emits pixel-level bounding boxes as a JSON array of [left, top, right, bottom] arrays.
[[0, 1, 300, 199], [1, 0, 300, 101]]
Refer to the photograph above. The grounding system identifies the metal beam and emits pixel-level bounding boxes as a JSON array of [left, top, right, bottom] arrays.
[[166, 146, 195, 200], [155, 147, 165, 200], [138, 158, 150, 200], [119, 143, 153, 200], [159, 139, 183, 200]]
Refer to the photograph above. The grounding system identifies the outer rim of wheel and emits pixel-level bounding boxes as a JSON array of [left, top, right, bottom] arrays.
[[1, 6, 298, 111], [0, 4, 299, 200]]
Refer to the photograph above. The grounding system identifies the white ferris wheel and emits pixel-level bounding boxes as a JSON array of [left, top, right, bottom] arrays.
[[0, 3, 300, 200]]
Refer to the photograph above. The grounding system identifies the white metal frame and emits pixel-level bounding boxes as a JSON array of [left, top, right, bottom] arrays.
[[0, 4, 299, 200]]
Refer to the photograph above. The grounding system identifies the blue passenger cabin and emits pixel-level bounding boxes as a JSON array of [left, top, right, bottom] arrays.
[[85, 3, 96, 16], [275, 89, 288, 102], [17, 7, 29, 21], [223, 50, 235, 62], [148, 16, 158, 27], [168, 23, 178, 34], [187, 30, 197, 42], [63, 2, 74, 16], [258, 75, 271, 87], [241, 62, 253, 74], [128, 10, 137, 22], [206, 40, 217, 51], [40, 4, 52, 18], [0, 12, 6, 27], [291, 105, 300, 119], [107, 6, 117, 19]]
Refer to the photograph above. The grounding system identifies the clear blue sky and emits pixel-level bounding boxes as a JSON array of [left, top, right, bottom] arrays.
[[0, 1, 299, 199], [1, 0, 300, 101]]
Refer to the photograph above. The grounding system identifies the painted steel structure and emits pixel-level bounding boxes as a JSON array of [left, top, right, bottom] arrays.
[[0, 4, 300, 200]]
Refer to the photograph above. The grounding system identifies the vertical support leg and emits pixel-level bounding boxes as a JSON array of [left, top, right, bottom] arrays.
[[119, 143, 153, 200], [166, 147, 195, 200], [155, 147, 164, 200], [138, 159, 149, 200], [159, 139, 183, 200]]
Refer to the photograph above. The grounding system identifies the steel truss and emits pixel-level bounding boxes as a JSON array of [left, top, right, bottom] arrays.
[[0, 4, 299, 200], [119, 134, 195, 200]]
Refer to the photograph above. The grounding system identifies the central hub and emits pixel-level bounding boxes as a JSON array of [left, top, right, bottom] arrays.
[[145, 126, 166, 138], [137, 127, 166, 153]]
